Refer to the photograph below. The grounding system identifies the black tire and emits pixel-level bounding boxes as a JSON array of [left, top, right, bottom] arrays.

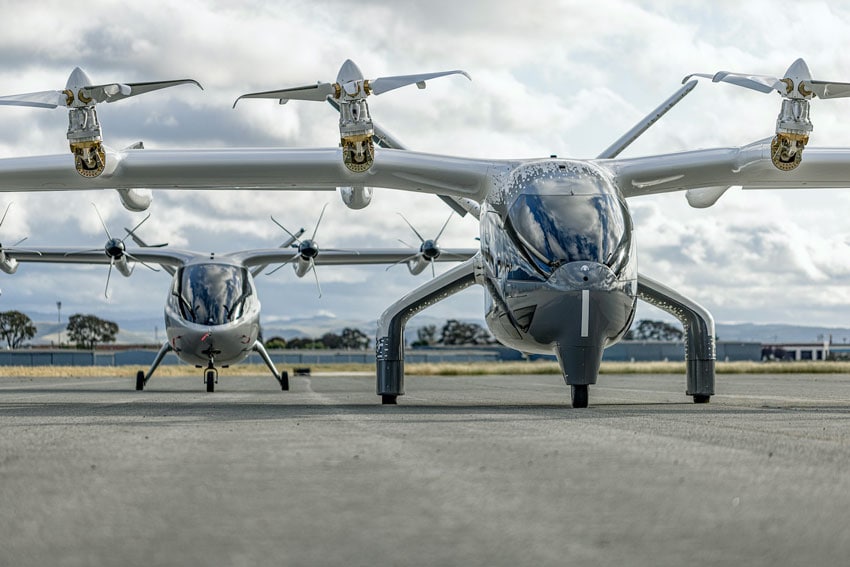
[[280, 370, 289, 391], [571, 384, 589, 408], [693, 394, 711, 404], [135, 370, 145, 391], [205, 369, 216, 393], [381, 394, 398, 405]]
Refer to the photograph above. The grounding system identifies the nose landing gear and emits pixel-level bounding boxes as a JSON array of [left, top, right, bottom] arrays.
[[205, 363, 218, 393]]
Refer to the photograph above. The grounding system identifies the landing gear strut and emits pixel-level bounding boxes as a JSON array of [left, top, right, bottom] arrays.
[[571, 385, 588, 409]]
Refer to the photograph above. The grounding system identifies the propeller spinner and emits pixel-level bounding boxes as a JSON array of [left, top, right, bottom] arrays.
[[0, 67, 202, 178], [684, 58, 850, 170], [234, 59, 470, 173]]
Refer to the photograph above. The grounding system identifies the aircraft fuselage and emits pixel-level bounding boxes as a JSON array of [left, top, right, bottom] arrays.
[[163, 260, 261, 367], [479, 160, 637, 384]]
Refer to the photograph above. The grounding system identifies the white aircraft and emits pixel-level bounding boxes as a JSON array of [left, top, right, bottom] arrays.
[[0, 207, 476, 391], [1, 58, 850, 406]]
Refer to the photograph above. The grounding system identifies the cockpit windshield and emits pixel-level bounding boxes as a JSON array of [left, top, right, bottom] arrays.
[[506, 190, 630, 275], [172, 264, 252, 326]]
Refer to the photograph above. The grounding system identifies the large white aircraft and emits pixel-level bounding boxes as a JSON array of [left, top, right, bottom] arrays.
[[0, 207, 475, 391], [0, 58, 849, 407]]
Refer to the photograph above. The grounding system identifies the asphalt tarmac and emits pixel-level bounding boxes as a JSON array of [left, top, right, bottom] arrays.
[[1, 371, 850, 567]]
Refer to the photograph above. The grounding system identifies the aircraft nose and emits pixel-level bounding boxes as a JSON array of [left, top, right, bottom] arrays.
[[547, 261, 616, 291]]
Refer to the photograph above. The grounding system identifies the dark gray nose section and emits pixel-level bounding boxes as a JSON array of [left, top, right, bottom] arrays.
[[523, 262, 635, 386]]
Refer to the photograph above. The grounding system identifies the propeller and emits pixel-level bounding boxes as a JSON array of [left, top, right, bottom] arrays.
[[388, 213, 458, 277], [0, 203, 40, 275], [0, 67, 202, 177], [67, 204, 160, 298], [234, 59, 470, 173], [683, 58, 850, 170], [267, 203, 357, 298]]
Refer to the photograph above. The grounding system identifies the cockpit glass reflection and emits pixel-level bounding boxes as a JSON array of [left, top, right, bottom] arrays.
[[172, 264, 251, 325], [507, 193, 629, 274]]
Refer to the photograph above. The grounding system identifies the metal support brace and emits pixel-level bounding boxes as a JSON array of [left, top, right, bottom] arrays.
[[253, 340, 288, 390], [144, 340, 173, 385], [376, 255, 481, 400], [637, 273, 715, 400]]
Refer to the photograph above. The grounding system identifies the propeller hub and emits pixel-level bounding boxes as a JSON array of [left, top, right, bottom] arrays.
[[105, 238, 125, 258], [421, 240, 440, 260], [299, 240, 319, 259]]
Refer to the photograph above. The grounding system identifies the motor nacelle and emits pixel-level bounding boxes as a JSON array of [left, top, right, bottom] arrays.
[[771, 98, 812, 171], [0, 250, 18, 274], [339, 186, 373, 209], [115, 188, 153, 212]]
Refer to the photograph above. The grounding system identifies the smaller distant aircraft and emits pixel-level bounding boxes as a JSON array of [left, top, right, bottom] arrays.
[[0, 208, 476, 392]]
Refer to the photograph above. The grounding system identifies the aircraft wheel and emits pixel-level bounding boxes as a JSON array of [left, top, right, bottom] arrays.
[[381, 394, 397, 405], [693, 394, 710, 404], [135, 370, 145, 391], [571, 384, 588, 408], [280, 370, 289, 391], [205, 369, 216, 393]]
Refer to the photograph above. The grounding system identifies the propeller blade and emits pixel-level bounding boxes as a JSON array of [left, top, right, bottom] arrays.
[[265, 255, 298, 276], [104, 258, 114, 299], [0, 202, 12, 227], [91, 203, 113, 240], [434, 213, 453, 243], [385, 254, 420, 271], [397, 238, 414, 248], [233, 83, 336, 107], [309, 258, 322, 298], [683, 71, 781, 94], [85, 79, 202, 104], [807, 80, 850, 99], [397, 213, 425, 243], [368, 70, 470, 96], [311, 203, 329, 241], [0, 89, 64, 109], [121, 213, 152, 244], [270, 216, 302, 243], [431, 261, 436, 279], [322, 247, 361, 254], [125, 252, 161, 273]]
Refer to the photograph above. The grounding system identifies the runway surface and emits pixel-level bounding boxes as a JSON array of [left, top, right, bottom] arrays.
[[2, 371, 850, 566]]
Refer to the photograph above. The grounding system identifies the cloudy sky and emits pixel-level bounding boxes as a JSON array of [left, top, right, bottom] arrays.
[[1, 0, 850, 336]]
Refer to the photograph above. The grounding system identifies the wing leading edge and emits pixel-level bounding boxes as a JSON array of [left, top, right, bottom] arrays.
[[0, 148, 506, 202]]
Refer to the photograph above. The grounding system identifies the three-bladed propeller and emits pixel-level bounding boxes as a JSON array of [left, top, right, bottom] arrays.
[[0, 67, 202, 177], [234, 59, 470, 172], [389, 213, 458, 277], [267, 203, 357, 298], [67, 204, 160, 298], [684, 58, 850, 170]]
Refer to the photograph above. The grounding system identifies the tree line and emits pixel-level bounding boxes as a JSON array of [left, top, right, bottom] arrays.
[[0, 310, 687, 351], [0, 310, 119, 350]]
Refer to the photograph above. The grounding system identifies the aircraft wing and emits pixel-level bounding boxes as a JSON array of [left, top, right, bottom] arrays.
[[231, 248, 479, 268], [599, 138, 850, 198], [2, 247, 195, 267], [0, 148, 508, 202]]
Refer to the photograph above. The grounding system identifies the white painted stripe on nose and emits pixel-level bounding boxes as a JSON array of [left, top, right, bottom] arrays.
[[581, 289, 589, 337]]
